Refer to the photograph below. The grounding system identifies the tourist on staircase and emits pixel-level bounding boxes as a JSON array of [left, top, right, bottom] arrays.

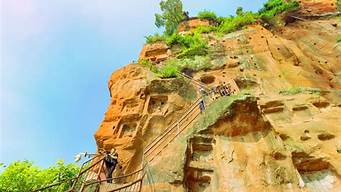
[[199, 99, 206, 113], [104, 148, 118, 183]]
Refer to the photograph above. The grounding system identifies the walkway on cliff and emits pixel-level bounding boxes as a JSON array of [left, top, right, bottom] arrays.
[[34, 74, 238, 192]]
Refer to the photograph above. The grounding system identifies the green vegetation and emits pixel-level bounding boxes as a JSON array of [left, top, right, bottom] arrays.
[[337, 35, 341, 43], [0, 160, 79, 192], [155, 0, 184, 35], [147, 78, 197, 100], [190, 92, 252, 134], [148, 0, 299, 41], [197, 10, 220, 22], [338, 0, 341, 11], [145, 32, 208, 58], [140, 59, 158, 74], [279, 87, 321, 95], [145, 33, 166, 44], [140, 56, 211, 78], [166, 32, 208, 57], [217, 9, 259, 34], [258, 0, 299, 22], [162, 55, 211, 74], [143, 0, 301, 78], [158, 63, 178, 78]]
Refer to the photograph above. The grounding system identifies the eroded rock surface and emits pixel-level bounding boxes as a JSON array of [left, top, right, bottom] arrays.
[[94, 4, 341, 191]]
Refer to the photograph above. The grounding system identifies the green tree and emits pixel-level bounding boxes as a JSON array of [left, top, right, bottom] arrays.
[[236, 7, 244, 16], [0, 160, 79, 192], [155, 0, 184, 35]]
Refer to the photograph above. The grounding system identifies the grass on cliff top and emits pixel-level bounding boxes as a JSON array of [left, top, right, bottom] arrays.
[[145, 0, 299, 70], [140, 55, 212, 78], [190, 91, 252, 134], [145, 32, 208, 58], [279, 87, 321, 96]]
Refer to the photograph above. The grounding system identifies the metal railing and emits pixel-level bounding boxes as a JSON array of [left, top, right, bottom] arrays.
[[32, 155, 103, 192], [144, 96, 205, 162], [178, 72, 210, 92]]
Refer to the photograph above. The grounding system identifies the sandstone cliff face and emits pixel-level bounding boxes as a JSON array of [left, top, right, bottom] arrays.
[[94, 2, 341, 191], [177, 18, 216, 33], [94, 64, 197, 174], [298, 0, 337, 15]]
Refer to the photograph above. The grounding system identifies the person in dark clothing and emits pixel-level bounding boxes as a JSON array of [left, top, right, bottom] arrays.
[[104, 148, 118, 183], [183, 11, 190, 20], [199, 99, 206, 113]]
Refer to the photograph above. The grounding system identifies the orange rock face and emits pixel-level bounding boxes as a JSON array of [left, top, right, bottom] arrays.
[[139, 42, 170, 63], [298, 0, 337, 15], [93, 5, 341, 191], [177, 18, 215, 33], [94, 64, 198, 174]]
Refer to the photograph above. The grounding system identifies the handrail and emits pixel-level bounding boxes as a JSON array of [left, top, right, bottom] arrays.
[[144, 96, 202, 151], [144, 101, 201, 160], [109, 173, 145, 192], [32, 177, 77, 192], [32, 155, 102, 192], [84, 165, 145, 185], [178, 72, 210, 91], [71, 156, 105, 191], [147, 106, 202, 162], [144, 101, 200, 158]]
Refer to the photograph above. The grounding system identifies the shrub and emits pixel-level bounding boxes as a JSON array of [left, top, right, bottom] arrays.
[[145, 33, 166, 44], [164, 56, 211, 72], [197, 10, 219, 21], [0, 160, 79, 192], [194, 25, 218, 34], [139, 59, 158, 73], [218, 11, 259, 34], [165, 32, 208, 58], [259, 0, 299, 21], [158, 63, 178, 78]]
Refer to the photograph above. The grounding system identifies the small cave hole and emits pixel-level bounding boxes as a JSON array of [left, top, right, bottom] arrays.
[[200, 75, 215, 84], [317, 133, 335, 141]]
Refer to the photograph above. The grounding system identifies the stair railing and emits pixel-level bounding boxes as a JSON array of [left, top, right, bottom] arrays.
[[32, 154, 103, 192]]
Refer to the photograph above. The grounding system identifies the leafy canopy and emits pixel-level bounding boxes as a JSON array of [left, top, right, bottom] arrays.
[[155, 0, 184, 35], [0, 160, 79, 192]]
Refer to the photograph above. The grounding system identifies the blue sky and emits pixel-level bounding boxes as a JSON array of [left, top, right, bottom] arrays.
[[0, 0, 267, 168]]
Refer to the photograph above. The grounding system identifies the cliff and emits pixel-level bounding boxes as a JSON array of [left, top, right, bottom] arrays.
[[93, 1, 341, 191]]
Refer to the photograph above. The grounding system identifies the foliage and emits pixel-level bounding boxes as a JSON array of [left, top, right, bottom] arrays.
[[337, 0, 341, 11], [140, 56, 211, 78], [140, 59, 158, 74], [191, 92, 251, 134], [158, 63, 178, 78], [279, 87, 321, 95], [155, 0, 184, 35], [197, 10, 219, 22], [217, 11, 259, 34], [167, 32, 208, 58], [258, 0, 299, 21], [0, 160, 79, 192], [337, 35, 341, 43], [193, 25, 217, 34], [165, 56, 211, 72], [145, 33, 166, 44]]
